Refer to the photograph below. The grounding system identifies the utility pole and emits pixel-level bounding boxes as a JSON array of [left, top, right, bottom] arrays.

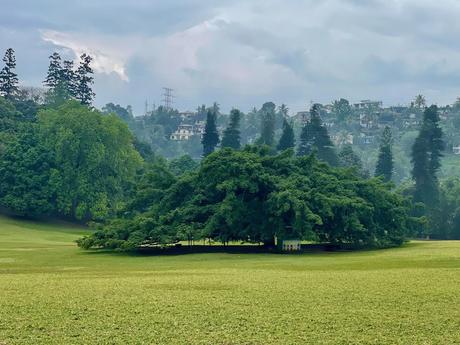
[[162, 87, 174, 110]]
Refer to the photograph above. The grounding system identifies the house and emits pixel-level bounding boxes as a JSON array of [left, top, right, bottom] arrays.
[[170, 125, 195, 141], [453, 145, 460, 155], [332, 133, 354, 146], [170, 121, 206, 141], [294, 111, 310, 125], [179, 111, 196, 122], [354, 100, 383, 110]]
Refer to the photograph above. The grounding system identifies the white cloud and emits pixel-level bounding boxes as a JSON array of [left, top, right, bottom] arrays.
[[8, 0, 460, 112], [40, 29, 130, 82]]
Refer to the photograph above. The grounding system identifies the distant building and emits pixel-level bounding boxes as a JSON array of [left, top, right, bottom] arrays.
[[354, 100, 383, 110], [170, 124, 195, 141], [179, 111, 196, 122], [332, 133, 354, 146], [453, 145, 460, 155], [170, 122, 206, 141], [294, 111, 310, 125]]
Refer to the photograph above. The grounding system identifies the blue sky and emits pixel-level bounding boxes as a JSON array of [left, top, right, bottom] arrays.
[[2, 0, 460, 114]]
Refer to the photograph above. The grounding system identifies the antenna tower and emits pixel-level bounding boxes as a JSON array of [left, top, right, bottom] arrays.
[[162, 87, 174, 110]]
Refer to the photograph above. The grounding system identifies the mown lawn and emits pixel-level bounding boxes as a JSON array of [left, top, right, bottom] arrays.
[[0, 215, 459, 345]]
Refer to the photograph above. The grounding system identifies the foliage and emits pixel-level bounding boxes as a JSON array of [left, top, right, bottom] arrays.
[[169, 155, 199, 176], [298, 104, 339, 166], [277, 118, 295, 151], [375, 126, 394, 182], [37, 101, 142, 220], [258, 102, 276, 146], [411, 105, 444, 207], [0, 48, 19, 100], [339, 144, 363, 172], [79, 148, 410, 250], [202, 109, 219, 156], [221, 109, 242, 149], [75, 54, 95, 106]]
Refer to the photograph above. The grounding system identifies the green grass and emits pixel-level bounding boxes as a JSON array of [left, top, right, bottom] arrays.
[[1, 215, 460, 344]]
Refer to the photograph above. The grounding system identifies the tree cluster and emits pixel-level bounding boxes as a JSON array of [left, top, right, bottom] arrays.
[[78, 147, 411, 250]]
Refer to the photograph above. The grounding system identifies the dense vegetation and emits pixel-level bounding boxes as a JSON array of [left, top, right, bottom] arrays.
[[78, 148, 411, 250], [1, 47, 460, 252]]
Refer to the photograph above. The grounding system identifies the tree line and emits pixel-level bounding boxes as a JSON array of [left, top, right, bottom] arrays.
[[0, 47, 459, 251]]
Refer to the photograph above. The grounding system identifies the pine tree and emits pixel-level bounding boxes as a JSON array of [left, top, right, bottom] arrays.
[[202, 109, 219, 156], [61, 60, 77, 97], [298, 104, 338, 166], [375, 126, 394, 182], [221, 109, 241, 150], [339, 145, 362, 169], [44, 52, 62, 89], [0, 48, 19, 99], [259, 102, 276, 146], [75, 53, 95, 106], [411, 105, 444, 207], [277, 118, 295, 151]]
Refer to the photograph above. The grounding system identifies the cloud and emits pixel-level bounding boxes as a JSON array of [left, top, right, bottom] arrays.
[[3, 0, 460, 112], [40, 30, 130, 81]]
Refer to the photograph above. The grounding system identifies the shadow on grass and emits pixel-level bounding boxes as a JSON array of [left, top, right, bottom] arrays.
[[78, 243, 409, 257]]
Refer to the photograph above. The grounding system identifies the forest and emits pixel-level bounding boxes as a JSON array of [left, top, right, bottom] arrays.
[[1, 47, 460, 252]]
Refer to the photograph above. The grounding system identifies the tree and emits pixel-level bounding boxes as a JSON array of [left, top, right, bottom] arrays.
[[298, 104, 338, 166], [202, 109, 219, 156], [413, 94, 426, 109], [75, 53, 95, 106], [375, 126, 394, 182], [332, 98, 352, 123], [259, 102, 276, 146], [277, 119, 295, 151], [0, 48, 19, 99], [44, 53, 77, 105], [339, 145, 362, 170], [44, 52, 62, 89], [61, 60, 77, 97], [78, 148, 411, 250], [0, 123, 55, 216], [411, 105, 444, 208], [39, 101, 142, 220], [169, 155, 199, 176], [221, 109, 242, 150]]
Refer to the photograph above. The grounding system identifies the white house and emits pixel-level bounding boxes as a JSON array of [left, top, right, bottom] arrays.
[[453, 145, 460, 155], [170, 125, 195, 141]]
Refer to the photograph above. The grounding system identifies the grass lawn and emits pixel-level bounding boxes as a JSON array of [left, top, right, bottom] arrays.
[[0, 215, 459, 344]]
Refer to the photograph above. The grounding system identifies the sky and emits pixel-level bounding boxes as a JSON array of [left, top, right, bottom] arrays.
[[2, 0, 460, 115]]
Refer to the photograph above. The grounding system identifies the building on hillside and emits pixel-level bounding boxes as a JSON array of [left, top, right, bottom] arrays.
[[294, 111, 310, 125], [354, 100, 383, 110], [358, 133, 375, 145], [170, 122, 206, 141], [170, 124, 195, 141], [332, 133, 354, 147], [453, 145, 460, 155], [359, 113, 375, 129], [179, 111, 196, 122]]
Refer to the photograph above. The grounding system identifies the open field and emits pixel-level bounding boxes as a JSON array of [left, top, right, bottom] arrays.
[[0, 215, 460, 344]]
